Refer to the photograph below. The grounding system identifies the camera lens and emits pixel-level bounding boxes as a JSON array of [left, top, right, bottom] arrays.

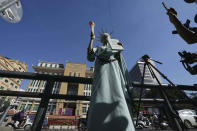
[[184, 0, 195, 3], [194, 14, 197, 23]]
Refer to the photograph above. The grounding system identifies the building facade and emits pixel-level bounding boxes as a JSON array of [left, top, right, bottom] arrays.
[[56, 62, 93, 117], [18, 61, 94, 118], [129, 60, 162, 114], [0, 55, 27, 91], [18, 61, 64, 114], [129, 60, 162, 85], [80, 67, 94, 118]]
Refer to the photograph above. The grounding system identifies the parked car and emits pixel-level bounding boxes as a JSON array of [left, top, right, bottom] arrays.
[[178, 109, 197, 128]]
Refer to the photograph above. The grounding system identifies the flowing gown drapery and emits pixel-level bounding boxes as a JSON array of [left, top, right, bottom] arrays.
[[87, 45, 135, 131]]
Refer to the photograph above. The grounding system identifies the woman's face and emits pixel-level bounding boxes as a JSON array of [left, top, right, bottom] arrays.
[[100, 33, 110, 45]]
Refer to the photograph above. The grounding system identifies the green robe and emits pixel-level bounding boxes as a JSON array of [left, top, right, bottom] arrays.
[[87, 45, 135, 131]]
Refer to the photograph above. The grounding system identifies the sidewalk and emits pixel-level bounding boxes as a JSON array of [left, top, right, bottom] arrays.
[[49, 125, 77, 130], [0, 126, 78, 131], [0, 126, 13, 131]]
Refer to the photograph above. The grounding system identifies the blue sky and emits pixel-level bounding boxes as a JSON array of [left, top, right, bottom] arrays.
[[0, 0, 197, 89]]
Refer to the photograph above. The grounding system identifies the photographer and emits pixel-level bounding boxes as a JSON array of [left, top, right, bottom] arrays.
[[179, 51, 197, 75], [167, 1, 197, 44]]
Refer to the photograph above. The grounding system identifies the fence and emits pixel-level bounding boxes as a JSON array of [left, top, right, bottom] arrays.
[[0, 70, 197, 131]]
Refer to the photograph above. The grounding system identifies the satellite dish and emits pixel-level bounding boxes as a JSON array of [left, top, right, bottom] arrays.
[[0, 0, 23, 23]]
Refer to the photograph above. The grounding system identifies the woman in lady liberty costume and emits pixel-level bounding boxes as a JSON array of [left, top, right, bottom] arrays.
[[87, 22, 135, 131]]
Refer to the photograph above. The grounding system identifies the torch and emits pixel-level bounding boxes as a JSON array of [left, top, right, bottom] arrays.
[[89, 21, 95, 34]]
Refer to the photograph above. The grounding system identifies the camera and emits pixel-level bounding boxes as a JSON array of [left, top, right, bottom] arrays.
[[178, 51, 197, 75], [178, 51, 194, 64]]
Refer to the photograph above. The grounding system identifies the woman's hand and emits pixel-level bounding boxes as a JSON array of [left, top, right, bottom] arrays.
[[91, 32, 95, 39], [167, 8, 178, 25], [88, 32, 95, 53]]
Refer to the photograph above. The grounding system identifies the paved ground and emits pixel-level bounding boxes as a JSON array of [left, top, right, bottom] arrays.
[[12, 128, 197, 131], [136, 129, 196, 131], [1, 126, 196, 131]]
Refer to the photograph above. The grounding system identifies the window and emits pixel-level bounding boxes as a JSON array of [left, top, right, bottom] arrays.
[[78, 73, 80, 77], [0, 86, 4, 90], [33, 80, 38, 87], [47, 64, 51, 67], [32, 104, 39, 111], [42, 81, 46, 87], [17, 80, 20, 83], [5, 79, 8, 83], [20, 104, 25, 110], [51, 105, 56, 112], [36, 80, 40, 87], [82, 107, 87, 113], [26, 104, 32, 111], [42, 63, 46, 67], [15, 86, 18, 89], [89, 85, 91, 90], [31, 80, 35, 86], [35, 80, 41, 87], [74, 72, 76, 77], [52, 64, 56, 68], [10, 83, 14, 86], [47, 105, 51, 112], [67, 83, 79, 95], [69, 72, 72, 76]]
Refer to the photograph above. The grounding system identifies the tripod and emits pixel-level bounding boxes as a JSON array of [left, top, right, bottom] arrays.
[[135, 55, 187, 131]]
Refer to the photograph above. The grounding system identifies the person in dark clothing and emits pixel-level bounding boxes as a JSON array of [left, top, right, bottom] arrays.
[[167, 8, 197, 44], [18, 109, 25, 126], [166, 1, 197, 44]]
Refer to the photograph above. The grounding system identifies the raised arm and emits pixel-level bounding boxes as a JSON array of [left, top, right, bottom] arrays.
[[88, 32, 95, 53], [167, 9, 197, 44]]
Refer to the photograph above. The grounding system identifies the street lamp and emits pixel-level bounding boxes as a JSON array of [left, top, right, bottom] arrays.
[[0, 0, 23, 23]]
